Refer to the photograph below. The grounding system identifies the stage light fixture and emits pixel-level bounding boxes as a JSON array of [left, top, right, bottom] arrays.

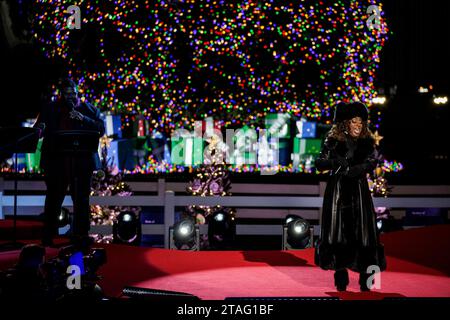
[[113, 211, 141, 245], [207, 210, 236, 249], [376, 207, 403, 233], [57, 207, 70, 228], [283, 215, 313, 250], [284, 214, 301, 225], [215, 213, 225, 222], [377, 219, 383, 230], [376, 216, 402, 233], [170, 217, 200, 250]]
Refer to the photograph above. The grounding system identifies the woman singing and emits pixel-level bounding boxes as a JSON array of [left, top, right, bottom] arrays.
[[314, 102, 386, 292]]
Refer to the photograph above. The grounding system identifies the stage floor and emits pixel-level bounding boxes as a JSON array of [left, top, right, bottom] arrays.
[[1, 225, 449, 300]]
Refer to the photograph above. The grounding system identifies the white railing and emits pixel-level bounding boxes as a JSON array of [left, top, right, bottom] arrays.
[[1, 177, 450, 248]]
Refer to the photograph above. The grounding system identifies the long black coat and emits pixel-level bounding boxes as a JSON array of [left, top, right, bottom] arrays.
[[35, 101, 105, 173], [314, 134, 386, 273]]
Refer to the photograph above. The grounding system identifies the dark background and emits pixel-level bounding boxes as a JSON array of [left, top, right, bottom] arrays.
[[0, 0, 449, 183], [377, 0, 450, 183]]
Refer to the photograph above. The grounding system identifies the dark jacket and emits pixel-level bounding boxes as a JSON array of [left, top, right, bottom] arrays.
[[314, 134, 386, 272], [35, 100, 105, 172]]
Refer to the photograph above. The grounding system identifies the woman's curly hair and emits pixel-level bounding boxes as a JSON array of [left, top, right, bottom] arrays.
[[327, 120, 374, 141]]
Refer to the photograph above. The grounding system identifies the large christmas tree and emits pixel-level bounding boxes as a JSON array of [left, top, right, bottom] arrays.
[[31, 0, 388, 133]]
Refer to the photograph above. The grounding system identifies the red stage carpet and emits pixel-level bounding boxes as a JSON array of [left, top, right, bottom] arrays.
[[1, 224, 449, 300], [0, 219, 44, 240]]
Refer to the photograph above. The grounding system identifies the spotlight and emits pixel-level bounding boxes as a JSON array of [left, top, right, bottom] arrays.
[[285, 214, 300, 225], [113, 211, 141, 245], [377, 219, 383, 230], [215, 213, 225, 222], [170, 217, 200, 250], [376, 216, 402, 233], [283, 215, 313, 250], [371, 96, 387, 105], [57, 207, 70, 228], [433, 96, 448, 105], [375, 207, 402, 233], [207, 210, 236, 249]]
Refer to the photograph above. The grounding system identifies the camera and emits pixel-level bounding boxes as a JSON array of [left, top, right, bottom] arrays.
[[0, 244, 106, 302]]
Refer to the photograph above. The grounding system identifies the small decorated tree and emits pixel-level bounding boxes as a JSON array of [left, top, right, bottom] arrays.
[[90, 135, 140, 243], [185, 135, 236, 248], [367, 131, 403, 198]]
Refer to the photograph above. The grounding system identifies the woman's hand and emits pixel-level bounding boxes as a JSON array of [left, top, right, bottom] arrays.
[[332, 156, 348, 170]]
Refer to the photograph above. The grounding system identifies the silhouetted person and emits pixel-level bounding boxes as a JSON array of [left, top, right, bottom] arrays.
[[0, 244, 46, 301], [35, 78, 105, 247]]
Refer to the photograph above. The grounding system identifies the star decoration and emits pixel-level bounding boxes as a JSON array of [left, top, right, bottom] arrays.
[[373, 131, 384, 146]]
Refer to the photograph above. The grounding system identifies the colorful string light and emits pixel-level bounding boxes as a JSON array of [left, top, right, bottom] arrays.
[[381, 159, 403, 173], [31, 0, 389, 133]]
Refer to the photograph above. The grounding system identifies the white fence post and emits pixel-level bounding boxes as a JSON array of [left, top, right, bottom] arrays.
[[158, 178, 165, 197], [164, 190, 175, 249]]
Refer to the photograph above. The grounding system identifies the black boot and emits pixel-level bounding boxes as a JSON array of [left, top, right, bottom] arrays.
[[359, 272, 371, 292], [334, 269, 349, 291]]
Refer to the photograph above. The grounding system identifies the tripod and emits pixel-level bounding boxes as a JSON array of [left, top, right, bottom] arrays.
[[0, 127, 40, 251]]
